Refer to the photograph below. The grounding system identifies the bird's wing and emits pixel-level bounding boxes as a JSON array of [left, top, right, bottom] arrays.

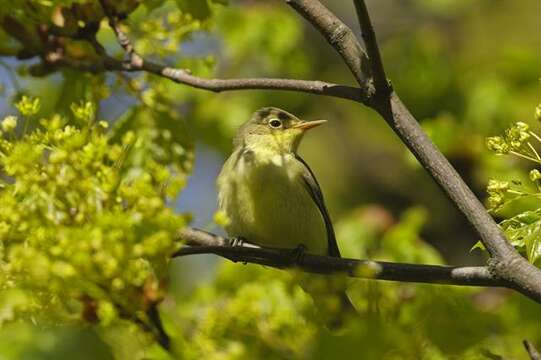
[[294, 155, 341, 257]]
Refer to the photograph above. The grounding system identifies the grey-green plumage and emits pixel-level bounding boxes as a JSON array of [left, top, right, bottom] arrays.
[[217, 107, 340, 257]]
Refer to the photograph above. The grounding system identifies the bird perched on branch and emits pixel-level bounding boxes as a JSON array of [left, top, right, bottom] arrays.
[[217, 107, 354, 320], [217, 107, 340, 257]]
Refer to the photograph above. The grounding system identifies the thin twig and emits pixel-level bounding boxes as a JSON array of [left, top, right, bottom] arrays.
[[147, 303, 171, 351], [510, 150, 541, 164], [50, 49, 364, 102], [113, 302, 170, 352], [529, 131, 541, 143], [142, 62, 365, 102], [352, 0, 390, 97], [92, 0, 366, 103], [527, 142, 541, 161], [524, 340, 541, 360], [98, 0, 143, 67]]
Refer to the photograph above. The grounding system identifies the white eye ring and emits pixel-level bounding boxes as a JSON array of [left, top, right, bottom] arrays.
[[268, 118, 282, 128]]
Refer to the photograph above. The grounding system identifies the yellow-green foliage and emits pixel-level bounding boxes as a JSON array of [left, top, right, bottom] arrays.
[[1, 1, 541, 359], [176, 263, 318, 360], [0, 98, 189, 326], [483, 105, 541, 264], [169, 205, 541, 360]]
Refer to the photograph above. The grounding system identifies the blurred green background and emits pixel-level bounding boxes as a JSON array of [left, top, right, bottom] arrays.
[[1, 0, 541, 359]]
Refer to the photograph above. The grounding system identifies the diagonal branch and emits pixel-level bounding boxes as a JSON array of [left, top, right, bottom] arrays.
[[287, 0, 513, 259], [285, 0, 371, 89], [351, 0, 511, 257], [98, 0, 141, 66], [176, 228, 509, 289], [346, 0, 541, 302], [352, 0, 390, 97], [146, 303, 170, 351], [524, 340, 541, 360]]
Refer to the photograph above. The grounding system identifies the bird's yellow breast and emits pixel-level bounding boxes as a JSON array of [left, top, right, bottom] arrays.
[[217, 148, 328, 255]]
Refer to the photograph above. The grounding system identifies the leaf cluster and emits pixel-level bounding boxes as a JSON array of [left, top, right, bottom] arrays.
[[0, 97, 189, 331], [481, 103, 541, 264]]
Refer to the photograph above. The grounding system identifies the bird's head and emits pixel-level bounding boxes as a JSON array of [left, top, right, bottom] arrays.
[[234, 107, 327, 154]]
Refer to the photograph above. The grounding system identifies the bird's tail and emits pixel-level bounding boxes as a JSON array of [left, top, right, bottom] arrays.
[[298, 272, 356, 329], [327, 290, 356, 329]]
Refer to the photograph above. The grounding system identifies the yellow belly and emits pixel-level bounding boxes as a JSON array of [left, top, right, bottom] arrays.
[[217, 151, 328, 255]]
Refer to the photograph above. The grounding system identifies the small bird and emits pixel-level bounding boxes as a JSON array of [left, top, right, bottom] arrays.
[[217, 107, 340, 257]]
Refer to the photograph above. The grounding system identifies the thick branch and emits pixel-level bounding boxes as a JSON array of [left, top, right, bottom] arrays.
[[383, 95, 541, 298], [175, 228, 508, 288], [346, 0, 541, 301], [351, 0, 517, 259]]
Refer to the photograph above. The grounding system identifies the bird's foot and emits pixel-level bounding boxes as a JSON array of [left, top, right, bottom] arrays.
[[228, 236, 246, 248], [226, 237, 248, 264], [290, 244, 306, 266]]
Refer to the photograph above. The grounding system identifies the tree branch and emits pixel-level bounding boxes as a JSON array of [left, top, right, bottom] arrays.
[[352, 0, 390, 97], [146, 303, 170, 351], [346, 0, 541, 301], [48, 53, 364, 101], [285, 0, 371, 89], [175, 228, 509, 288], [98, 0, 142, 67], [524, 340, 541, 360], [140, 61, 365, 102], [287, 0, 515, 258], [85, 1, 366, 103]]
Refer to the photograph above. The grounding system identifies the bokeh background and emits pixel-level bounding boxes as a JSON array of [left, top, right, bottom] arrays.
[[1, 0, 541, 358]]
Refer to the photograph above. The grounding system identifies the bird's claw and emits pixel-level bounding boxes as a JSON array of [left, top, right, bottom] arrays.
[[228, 237, 246, 248], [290, 244, 306, 265]]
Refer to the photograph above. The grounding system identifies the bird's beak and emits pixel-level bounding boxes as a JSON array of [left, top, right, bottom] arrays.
[[293, 119, 327, 131]]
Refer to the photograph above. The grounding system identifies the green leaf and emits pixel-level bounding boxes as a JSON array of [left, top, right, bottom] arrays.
[[470, 241, 485, 252], [500, 209, 541, 263]]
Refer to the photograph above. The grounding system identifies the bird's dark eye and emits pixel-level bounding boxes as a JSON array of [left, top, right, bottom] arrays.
[[268, 119, 282, 128]]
